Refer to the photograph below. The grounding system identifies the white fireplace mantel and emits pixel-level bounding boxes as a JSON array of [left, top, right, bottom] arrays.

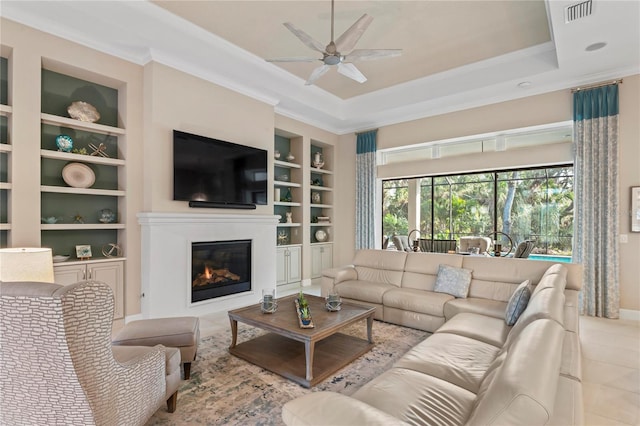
[[138, 212, 279, 318]]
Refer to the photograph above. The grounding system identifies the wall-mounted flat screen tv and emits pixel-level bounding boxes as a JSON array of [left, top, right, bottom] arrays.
[[173, 130, 268, 208]]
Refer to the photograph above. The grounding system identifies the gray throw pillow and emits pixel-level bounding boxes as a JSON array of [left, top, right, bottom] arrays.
[[505, 280, 532, 326], [433, 264, 473, 298]]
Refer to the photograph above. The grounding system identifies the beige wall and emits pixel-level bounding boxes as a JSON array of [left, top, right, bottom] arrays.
[[342, 78, 639, 312], [142, 61, 275, 216], [617, 75, 640, 313]]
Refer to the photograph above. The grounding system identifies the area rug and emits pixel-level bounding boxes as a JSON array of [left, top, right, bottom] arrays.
[[147, 320, 429, 425]]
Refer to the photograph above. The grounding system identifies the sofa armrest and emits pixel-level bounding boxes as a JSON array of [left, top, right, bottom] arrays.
[[282, 392, 408, 426], [321, 266, 357, 296]]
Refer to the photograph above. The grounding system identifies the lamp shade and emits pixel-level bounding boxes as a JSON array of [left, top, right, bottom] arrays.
[[0, 248, 55, 283]]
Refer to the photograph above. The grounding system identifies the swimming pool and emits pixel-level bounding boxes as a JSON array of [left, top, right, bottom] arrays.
[[528, 254, 572, 263]]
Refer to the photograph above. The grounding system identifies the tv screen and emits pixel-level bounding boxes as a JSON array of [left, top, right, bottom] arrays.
[[173, 130, 268, 206]]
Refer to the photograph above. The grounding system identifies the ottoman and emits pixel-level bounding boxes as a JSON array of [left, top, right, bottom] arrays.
[[113, 316, 200, 379]]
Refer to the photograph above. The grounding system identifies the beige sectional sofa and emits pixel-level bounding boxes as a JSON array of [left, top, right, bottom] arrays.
[[282, 249, 583, 426]]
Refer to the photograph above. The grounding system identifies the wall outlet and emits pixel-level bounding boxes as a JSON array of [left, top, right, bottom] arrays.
[[620, 234, 629, 244]]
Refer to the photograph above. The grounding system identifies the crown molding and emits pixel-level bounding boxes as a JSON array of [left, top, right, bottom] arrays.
[[2, 0, 637, 135]]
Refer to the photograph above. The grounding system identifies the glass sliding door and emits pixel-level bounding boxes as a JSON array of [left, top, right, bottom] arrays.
[[382, 165, 573, 258]]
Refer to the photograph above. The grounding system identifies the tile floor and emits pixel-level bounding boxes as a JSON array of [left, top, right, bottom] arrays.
[[197, 292, 640, 425]]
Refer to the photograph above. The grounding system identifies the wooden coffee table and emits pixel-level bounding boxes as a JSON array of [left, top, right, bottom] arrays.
[[228, 294, 375, 388]]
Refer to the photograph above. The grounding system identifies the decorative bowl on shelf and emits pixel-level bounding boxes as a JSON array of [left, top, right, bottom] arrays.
[[67, 101, 100, 123], [52, 255, 70, 263], [41, 216, 61, 224], [315, 229, 328, 242], [98, 208, 116, 223], [55, 135, 73, 152], [62, 162, 95, 188]]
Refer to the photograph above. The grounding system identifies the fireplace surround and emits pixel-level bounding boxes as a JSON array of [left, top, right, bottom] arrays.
[[138, 213, 278, 318]]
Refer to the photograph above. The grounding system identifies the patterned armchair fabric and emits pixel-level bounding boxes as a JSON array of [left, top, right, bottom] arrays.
[[0, 280, 168, 425]]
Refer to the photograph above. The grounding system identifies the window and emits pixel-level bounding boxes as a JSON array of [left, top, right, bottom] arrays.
[[382, 166, 573, 257]]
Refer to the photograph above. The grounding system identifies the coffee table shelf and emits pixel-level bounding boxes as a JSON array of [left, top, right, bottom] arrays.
[[228, 294, 375, 388]]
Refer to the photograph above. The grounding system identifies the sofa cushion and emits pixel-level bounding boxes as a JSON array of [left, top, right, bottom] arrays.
[[383, 288, 453, 317], [352, 250, 407, 287], [467, 319, 564, 426], [353, 367, 475, 426], [443, 297, 508, 321], [436, 312, 510, 348], [461, 256, 552, 302], [401, 252, 464, 291], [505, 280, 531, 326], [532, 264, 568, 296], [433, 264, 472, 298], [335, 280, 395, 304], [394, 332, 499, 393], [282, 392, 410, 426]]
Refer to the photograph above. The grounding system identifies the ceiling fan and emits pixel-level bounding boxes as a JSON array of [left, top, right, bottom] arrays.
[[266, 0, 402, 85]]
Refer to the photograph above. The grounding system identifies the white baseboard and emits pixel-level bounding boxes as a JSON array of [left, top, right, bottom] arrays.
[[619, 309, 640, 322], [124, 313, 144, 324]]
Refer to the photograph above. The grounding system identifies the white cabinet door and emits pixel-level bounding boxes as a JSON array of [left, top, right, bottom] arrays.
[[54, 264, 86, 285], [288, 246, 302, 283], [311, 244, 333, 278], [53, 260, 124, 320], [276, 247, 288, 286], [90, 261, 124, 319]]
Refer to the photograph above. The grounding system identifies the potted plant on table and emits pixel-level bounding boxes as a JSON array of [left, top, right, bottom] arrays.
[[299, 306, 311, 326]]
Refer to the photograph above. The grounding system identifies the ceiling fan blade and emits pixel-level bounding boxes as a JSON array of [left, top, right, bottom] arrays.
[[283, 22, 326, 53], [337, 63, 367, 84], [334, 14, 374, 54], [345, 49, 403, 62], [305, 65, 330, 85], [266, 57, 319, 63]]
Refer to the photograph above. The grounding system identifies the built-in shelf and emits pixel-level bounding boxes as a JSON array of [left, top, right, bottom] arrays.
[[41, 185, 125, 197], [0, 182, 11, 190], [310, 223, 333, 227], [310, 203, 333, 209], [275, 201, 302, 207], [41, 113, 125, 136], [41, 223, 125, 230], [40, 149, 125, 166], [274, 159, 301, 169], [310, 167, 333, 175], [0, 143, 12, 152], [0, 224, 11, 230], [310, 185, 332, 192], [275, 180, 301, 187], [0, 104, 12, 116], [277, 223, 302, 227]]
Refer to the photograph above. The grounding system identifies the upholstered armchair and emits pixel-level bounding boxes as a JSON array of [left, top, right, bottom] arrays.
[[391, 235, 412, 251], [512, 240, 536, 258], [459, 236, 492, 254], [0, 280, 180, 425]]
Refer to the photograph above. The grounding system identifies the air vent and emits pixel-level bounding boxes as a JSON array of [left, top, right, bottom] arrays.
[[565, 0, 593, 23]]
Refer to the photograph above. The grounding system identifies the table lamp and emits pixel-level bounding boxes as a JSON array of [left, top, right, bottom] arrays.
[[0, 247, 55, 282]]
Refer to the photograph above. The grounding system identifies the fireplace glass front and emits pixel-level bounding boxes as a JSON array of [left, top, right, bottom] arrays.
[[191, 240, 251, 303]]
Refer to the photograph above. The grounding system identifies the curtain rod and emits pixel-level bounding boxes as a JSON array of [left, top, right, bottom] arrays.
[[571, 79, 623, 93]]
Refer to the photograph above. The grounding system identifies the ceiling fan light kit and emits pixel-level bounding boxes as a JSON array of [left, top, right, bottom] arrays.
[[267, 0, 402, 85]]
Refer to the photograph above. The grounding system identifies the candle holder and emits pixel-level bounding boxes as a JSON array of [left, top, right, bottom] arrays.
[[260, 289, 278, 314]]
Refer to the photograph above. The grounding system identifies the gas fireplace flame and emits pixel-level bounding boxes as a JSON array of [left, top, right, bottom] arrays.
[[193, 265, 241, 287], [203, 265, 213, 280]]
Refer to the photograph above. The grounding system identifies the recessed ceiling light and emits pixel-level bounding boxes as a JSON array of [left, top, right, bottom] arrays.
[[517, 81, 532, 88], [585, 42, 607, 52]]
